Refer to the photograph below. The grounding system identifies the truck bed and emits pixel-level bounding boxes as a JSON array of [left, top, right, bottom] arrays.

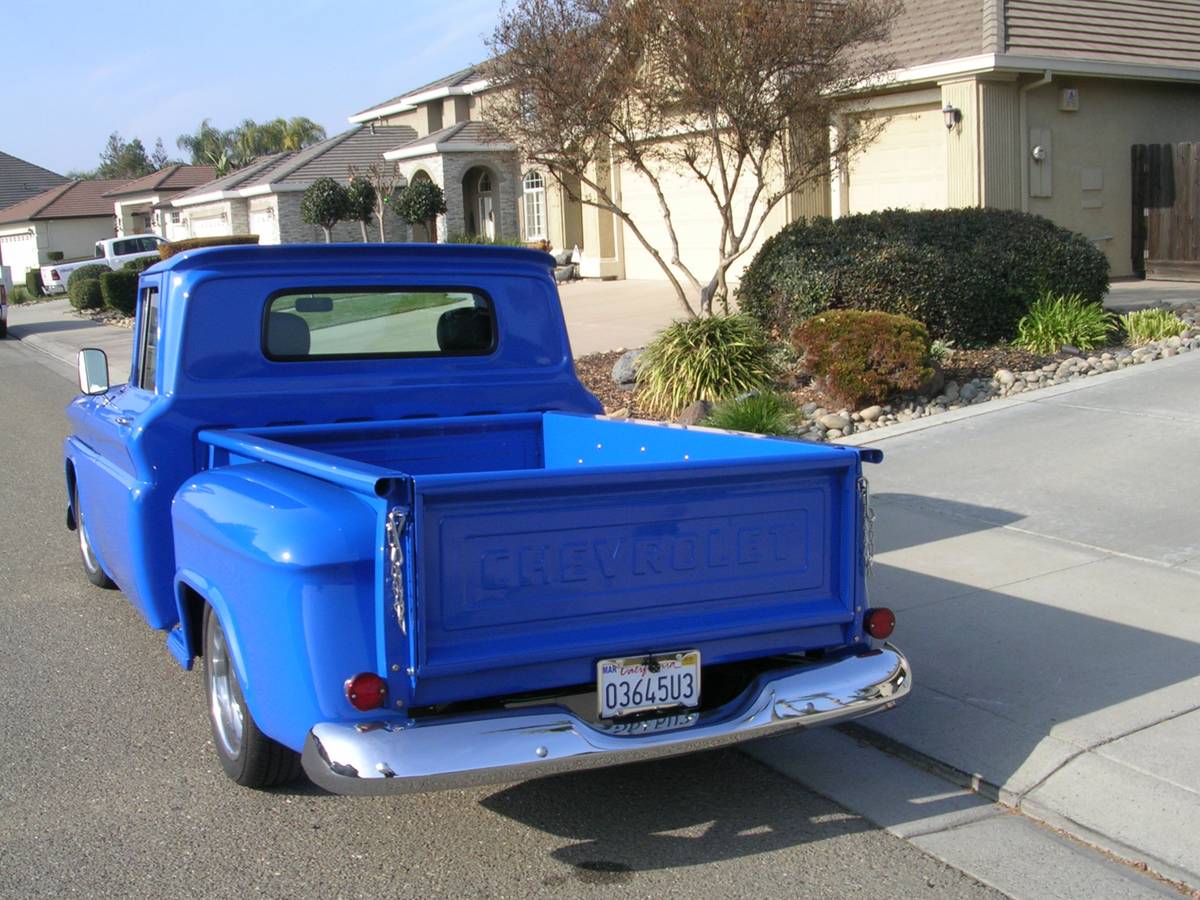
[[199, 413, 870, 708]]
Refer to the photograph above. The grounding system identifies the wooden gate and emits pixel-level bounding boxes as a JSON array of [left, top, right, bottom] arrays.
[[1132, 143, 1200, 280]]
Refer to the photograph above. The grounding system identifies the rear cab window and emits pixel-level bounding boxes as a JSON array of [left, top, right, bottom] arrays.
[[263, 289, 495, 360]]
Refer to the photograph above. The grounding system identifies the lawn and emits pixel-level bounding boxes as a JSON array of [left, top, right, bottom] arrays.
[[273, 292, 462, 331]]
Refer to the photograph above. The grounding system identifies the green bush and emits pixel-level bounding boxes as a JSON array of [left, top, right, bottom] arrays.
[[702, 392, 801, 436], [123, 255, 159, 273], [25, 268, 43, 297], [394, 179, 447, 237], [638, 314, 776, 417], [47, 250, 64, 262], [10, 285, 35, 304], [445, 232, 526, 247], [65, 264, 108, 311], [737, 209, 1111, 346], [159, 234, 259, 259], [792, 310, 933, 408], [99, 269, 138, 315], [1120, 308, 1187, 346], [1014, 292, 1116, 354]]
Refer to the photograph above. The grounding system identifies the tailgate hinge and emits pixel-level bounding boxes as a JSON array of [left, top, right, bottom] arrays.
[[385, 507, 409, 636]]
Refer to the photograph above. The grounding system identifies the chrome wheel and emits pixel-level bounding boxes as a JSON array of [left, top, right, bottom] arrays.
[[206, 617, 245, 759]]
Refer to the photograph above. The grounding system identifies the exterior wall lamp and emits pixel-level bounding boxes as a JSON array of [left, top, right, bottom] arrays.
[[942, 103, 962, 131]]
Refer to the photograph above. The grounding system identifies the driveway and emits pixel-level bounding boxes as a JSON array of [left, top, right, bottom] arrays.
[[834, 350, 1200, 885]]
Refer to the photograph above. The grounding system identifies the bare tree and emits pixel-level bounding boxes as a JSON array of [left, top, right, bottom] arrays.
[[350, 160, 401, 242], [486, 0, 901, 317]]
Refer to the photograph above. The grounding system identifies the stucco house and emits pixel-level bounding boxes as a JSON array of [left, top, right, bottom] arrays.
[[102, 165, 216, 238], [0, 179, 129, 281], [346, 0, 1200, 286], [166, 126, 414, 244]]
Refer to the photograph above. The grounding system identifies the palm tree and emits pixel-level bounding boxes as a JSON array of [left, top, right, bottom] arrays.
[[280, 117, 326, 151]]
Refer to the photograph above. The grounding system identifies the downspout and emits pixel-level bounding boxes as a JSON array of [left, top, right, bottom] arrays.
[[1019, 70, 1053, 212]]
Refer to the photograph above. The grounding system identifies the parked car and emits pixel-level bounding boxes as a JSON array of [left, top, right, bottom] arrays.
[[0, 264, 10, 338], [41, 234, 164, 294], [66, 244, 909, 793]]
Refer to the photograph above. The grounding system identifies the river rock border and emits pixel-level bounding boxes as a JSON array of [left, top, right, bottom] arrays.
[[797, 304, 1199, 442]]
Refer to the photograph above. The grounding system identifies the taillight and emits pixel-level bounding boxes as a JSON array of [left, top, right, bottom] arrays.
[[863, 607, 896, 640], [345, 672, 387, 711], [51, 270, 60, 281]]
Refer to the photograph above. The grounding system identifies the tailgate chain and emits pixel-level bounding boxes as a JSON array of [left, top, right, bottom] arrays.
[[858, 476, 876, 575], [386, 508, 408, 635]]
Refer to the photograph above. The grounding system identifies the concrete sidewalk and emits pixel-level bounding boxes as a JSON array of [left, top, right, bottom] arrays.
[[756, 351, 1200, 889], [6, 299, 132, 381]]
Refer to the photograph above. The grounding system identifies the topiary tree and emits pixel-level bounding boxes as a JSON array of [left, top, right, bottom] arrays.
[[301, 177, 350, 242], [394, 179, 447, 242], [346, 176, 378, 242], [99, 269, 139, 315], [25, 268, 44, 297]]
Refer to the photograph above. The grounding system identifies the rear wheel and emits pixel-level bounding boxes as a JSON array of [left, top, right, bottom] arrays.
[[203, 605, 301, 788], [74, 486, 116, 589]]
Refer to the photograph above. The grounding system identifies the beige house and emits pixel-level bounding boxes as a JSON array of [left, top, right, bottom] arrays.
[[346, 0, 1200, 286], [166, 127, 415, 244], [832, 0, 1200, 278], [0, 179, 129, 281], [103, 165, 216, 238]]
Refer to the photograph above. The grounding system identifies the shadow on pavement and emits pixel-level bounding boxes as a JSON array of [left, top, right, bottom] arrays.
[[481, 748, 874, 873], [9, 319, 108, 336]]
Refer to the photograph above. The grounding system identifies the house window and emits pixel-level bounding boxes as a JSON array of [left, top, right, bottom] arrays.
[[170, 211, 181, 224], [523, 170, 546, 241]]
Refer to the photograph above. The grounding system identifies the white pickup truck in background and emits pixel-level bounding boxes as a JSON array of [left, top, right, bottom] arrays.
[[41, 234, 164, 294]]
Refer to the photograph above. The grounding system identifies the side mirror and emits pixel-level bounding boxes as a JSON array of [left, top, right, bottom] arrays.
[[78, 348, 110, 395]]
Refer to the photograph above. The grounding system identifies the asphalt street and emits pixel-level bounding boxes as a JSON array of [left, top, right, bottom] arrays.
[[0, 337, 1000, 899]]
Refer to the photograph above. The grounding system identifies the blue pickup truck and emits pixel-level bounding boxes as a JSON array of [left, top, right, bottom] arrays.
[[65, 244, 909, 793]]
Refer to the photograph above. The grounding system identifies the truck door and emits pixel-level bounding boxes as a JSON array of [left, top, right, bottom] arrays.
[[72, 277, 164, 622]]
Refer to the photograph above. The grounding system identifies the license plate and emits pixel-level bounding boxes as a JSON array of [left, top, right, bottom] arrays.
[[597, 650, 700, 719]]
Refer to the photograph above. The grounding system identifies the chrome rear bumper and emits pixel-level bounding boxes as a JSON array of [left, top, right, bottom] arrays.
[[302, 645, 910, 795]]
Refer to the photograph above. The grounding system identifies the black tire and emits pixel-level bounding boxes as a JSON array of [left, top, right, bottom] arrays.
[[74, 485, 116, 589], [0, 318, 8, 339], [202, 605, 301, 789]]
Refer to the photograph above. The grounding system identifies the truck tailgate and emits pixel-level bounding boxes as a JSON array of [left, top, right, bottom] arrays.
[[411, 456, 861, 702]]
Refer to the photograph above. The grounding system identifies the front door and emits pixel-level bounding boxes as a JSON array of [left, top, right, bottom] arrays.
[[477, 171, 495, 240]]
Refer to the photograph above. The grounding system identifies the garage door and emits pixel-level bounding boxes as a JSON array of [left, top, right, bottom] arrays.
[[618, 163, 789, 284], [846, 105, 946, 214], [249, 207, 277, 244], [189, 214, 226, 238]]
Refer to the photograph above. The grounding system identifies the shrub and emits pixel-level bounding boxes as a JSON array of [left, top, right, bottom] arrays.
[[445, 232, 526, 247], [702, 392, 801, 436], [638, 314, 776, 417], [99, 269, 138, 315], [1014, 292, 1116, 354], [737, 209, 1111, 346], [159, 234, 259, 259], [394, 179, 447, 239], [10, 285, 34, 304], [47, 250, 64, 262], [65, 264, 109, 311], [1120, 308, 1187, 346], [25, 268, 43, 297], [123, 255, 159, 273], [792, 310, 933, 408]]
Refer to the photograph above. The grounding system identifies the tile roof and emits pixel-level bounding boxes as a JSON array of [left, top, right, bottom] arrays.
[[102, 164, 218, 198], [351, 65, 483, 119], [383, 121, 512, 159], [0, 179, 130, 225], [171, 127, 419, 204], [0, 150, 69, 210]]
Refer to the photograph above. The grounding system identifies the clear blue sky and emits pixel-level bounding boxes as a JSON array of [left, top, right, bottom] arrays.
[[2, 0, 499, 175]]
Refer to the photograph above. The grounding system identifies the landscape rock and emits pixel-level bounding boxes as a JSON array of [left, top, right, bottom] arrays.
[[860, 405, 883, 422], [676, 400, 712, 426], [611, 349, 645, 386], [818, 413, 851, 431], [995, 369, 1016, 386]]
